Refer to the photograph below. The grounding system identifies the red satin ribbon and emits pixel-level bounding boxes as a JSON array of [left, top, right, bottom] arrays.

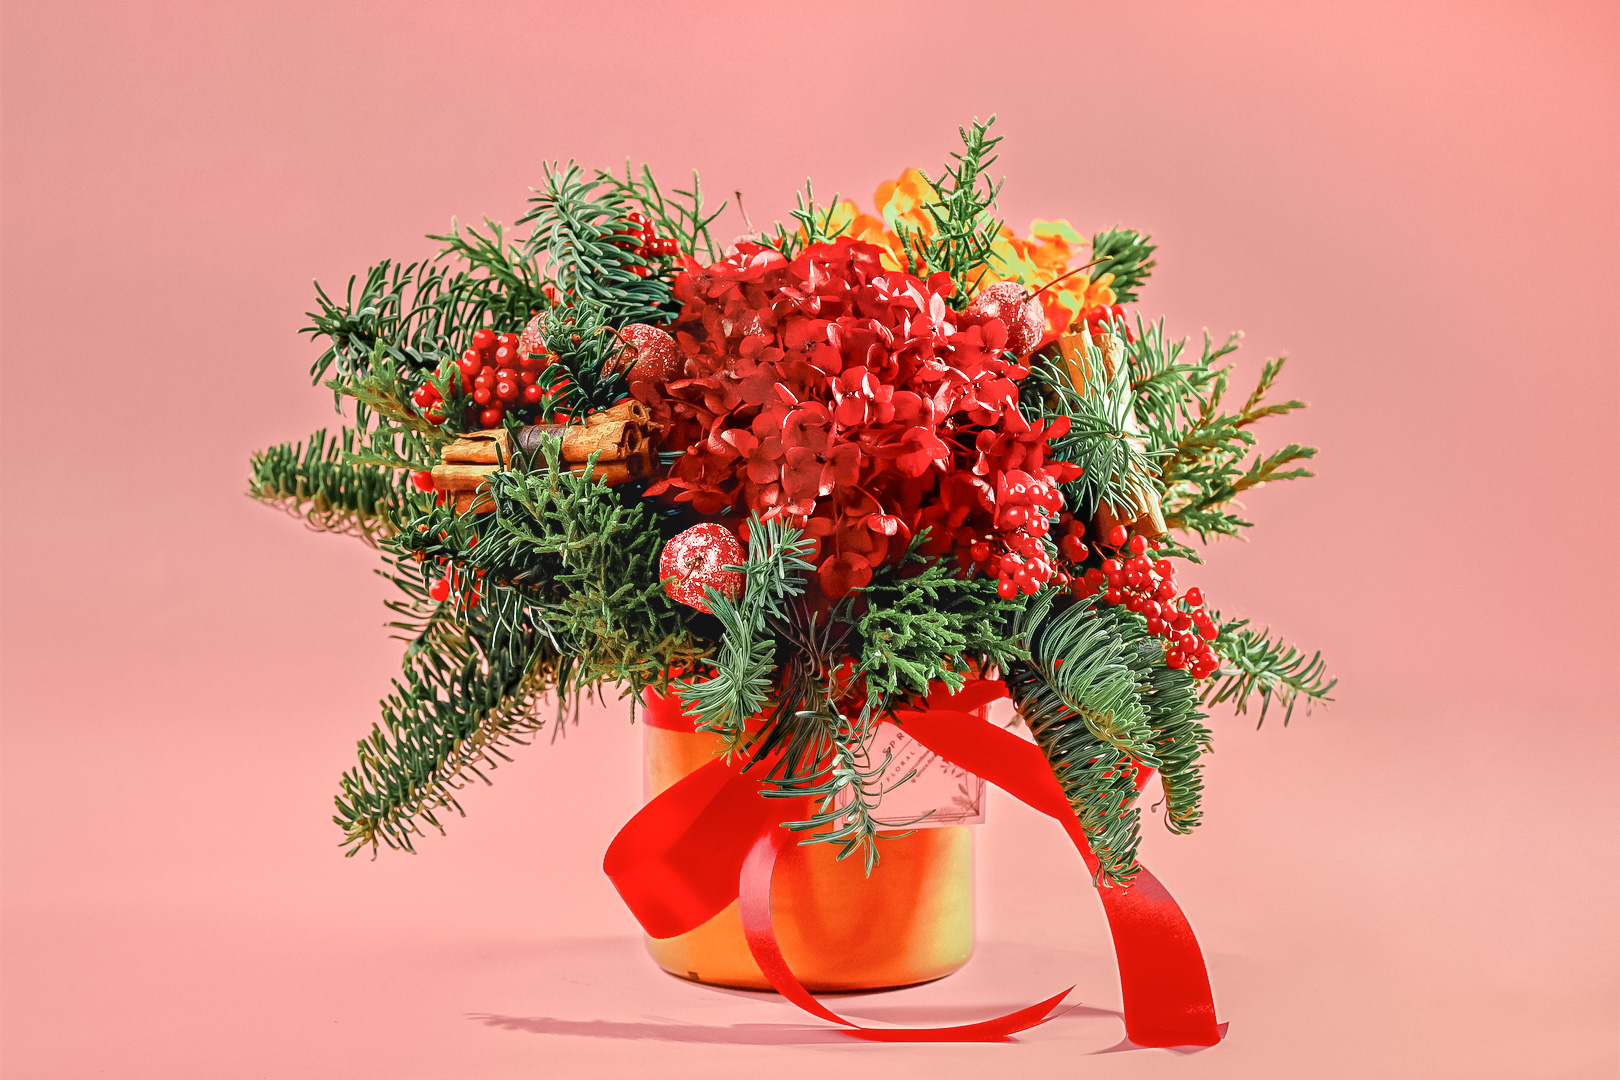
[[604, 680, 1224, 1046]]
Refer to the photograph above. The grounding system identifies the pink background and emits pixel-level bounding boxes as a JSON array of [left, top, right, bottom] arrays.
[[2, 2, 1616, 1077]]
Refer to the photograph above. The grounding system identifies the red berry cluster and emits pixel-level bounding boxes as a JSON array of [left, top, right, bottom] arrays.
[[615, 211, 678, 277], [409, 327, 555, 430], [1071, 526, 1222, 680], [955, 472, 1075, 598]]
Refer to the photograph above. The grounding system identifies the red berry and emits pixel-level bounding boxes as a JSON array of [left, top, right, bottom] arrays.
[[494, 345, 517, 366], [1154, 580, 1177, 602], [997, 578, 1018, 599], [1127, 534, 1147, 556], [479, 406, 503, 428], [1106, 525, 1128, 547], [1104, 588, 1124, 605], [428, 577, 451, 602], [410, 470, 434, 492], [1153, 559, 1174, 579], [1185, 588, 1204, 608], [458, 352, 482, 377], [1171, 613, 1192, 632], [1145, 617, 1165, 635], [1100, 559, 1122, 574], [522, 383, 544, 405], [473, 387, 492, 405], [1198, 622, 1218, 641], [496, 332, 517, 349], [1166, 650, 1186, 669], [471, 329, 496, 351], [969, 541, 991, 563], [411, 385, 435, 407], [495, 379, 518, 402], [1059, 534, 1086, 561]]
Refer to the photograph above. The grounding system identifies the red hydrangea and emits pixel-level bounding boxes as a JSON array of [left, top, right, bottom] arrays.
[[638, 238, 1080, 598]]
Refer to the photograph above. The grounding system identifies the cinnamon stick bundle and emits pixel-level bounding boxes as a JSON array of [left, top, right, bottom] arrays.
[[440, 399, 653, 472]]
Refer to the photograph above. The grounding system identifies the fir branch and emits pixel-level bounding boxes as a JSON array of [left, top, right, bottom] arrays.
[[518, 162, 674, 325], [1121, 322, 1317, 541], [1005, 596, 1209, 885], [1089, 228, 1158, 304], [248, 427, 413, 546], [675, 515, 817, 748], [1032, 336, 1165, 518], [765, 694, 917, 875], [335, 546, 559, 856], [598, 162, 729, 265], [427, 217, 550, 331], [1203, 611, 1336, 725], [531, 300, 633, 418], [337, 441, 717, 855]]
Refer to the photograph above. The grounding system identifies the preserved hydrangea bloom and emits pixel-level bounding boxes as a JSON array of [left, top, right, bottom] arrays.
[[639, 237, 1079, 598]]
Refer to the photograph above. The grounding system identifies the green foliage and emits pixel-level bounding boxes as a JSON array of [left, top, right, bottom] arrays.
[[1005, 596, 1210, 886], [676, 516, 817, 749], [335, 440, 715, 854], [897, 117, 1006, 300], [248, 427, 414, 546], [518, 162, 674, 325], [1120, 322, 1316, 540], [336, 542, 557, 856], [1089, 228, 1157, 304], [1032, 334, 1165, 520], [853, 532, 1028, 711], [598, 161, 729, 265], [756, 181, 853, 260], [427, 217, 551, 331], [1204, 611, 1336, 724], [527, 299, 637, 418]]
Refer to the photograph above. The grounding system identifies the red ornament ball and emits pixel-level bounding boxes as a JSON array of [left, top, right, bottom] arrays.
[[660, 523, 745, 613], [617, 323, 683, 382], [964, 281, 1045, 357]]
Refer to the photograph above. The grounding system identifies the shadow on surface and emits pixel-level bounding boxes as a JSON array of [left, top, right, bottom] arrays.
[[469, 1013, 854, 1046]]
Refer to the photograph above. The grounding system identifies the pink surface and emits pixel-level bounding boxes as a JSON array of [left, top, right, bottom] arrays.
[[2, 1, 1616, 1077]]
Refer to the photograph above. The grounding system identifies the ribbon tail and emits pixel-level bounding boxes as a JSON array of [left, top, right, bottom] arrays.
[[897, 699, 1225, 1049], [738, 830, 1072, 1042]]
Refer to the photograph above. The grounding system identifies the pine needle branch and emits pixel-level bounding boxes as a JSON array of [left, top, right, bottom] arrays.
[[1203, 610, 1336, 725]]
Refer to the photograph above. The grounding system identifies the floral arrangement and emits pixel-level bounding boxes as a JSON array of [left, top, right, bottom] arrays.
[[251, 118, 1332, 1044]]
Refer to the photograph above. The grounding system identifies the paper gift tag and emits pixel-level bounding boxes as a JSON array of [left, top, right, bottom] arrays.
[[864, 721, 986, 828]]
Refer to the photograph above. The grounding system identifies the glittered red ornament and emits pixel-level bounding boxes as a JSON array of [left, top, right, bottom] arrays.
[[660, 523, 745, 613], [965, 281, 1045, 357], [617, 323, 683, 382]]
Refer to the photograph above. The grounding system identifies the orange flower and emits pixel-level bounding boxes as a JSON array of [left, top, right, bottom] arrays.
[[800, 172, 1117, 335]]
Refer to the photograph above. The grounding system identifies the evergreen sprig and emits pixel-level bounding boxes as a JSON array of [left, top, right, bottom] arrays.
[[1032, 334, 1166, 519], [1005, 596, 1209, 886], [518, 162, 673, 325], [675, 516, 817, 749], [598, 162, 729, 265], [1089, 228, 1158, 304], [899, 117, 1006, 300], [1204, 611, 1336, 724], [757, 182, 851, 260], [248, 427, 414, 546], [853, 531, 1028, 711], [531, 300, 634, 418]]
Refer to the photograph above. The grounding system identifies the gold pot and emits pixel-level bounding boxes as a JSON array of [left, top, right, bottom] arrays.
[[641, 695, 975, 992]]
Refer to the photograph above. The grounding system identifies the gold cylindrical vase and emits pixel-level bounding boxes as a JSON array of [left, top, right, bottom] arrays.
[[640, 691, 975, 992]]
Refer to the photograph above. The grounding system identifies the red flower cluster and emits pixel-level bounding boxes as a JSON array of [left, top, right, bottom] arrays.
[[637, 238, 1080, 597]]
